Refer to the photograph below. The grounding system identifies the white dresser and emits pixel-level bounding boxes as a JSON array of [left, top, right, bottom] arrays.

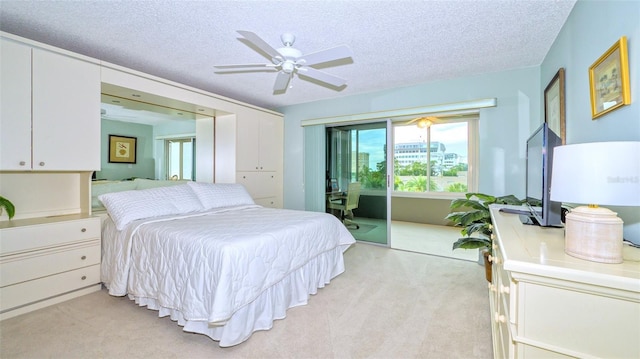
[[489, 205, 640, 358], [0, 214, 102, 320]]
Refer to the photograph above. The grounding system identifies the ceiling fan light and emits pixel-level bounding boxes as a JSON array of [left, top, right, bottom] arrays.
[[282, 61, 295, 74], [417, 118, 432, 128]]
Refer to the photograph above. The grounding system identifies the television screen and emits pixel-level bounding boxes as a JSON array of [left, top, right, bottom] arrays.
[[525, 123, 563, 227]]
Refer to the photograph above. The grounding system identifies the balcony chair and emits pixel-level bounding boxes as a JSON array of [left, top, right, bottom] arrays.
[[328, 182, 361, 229]]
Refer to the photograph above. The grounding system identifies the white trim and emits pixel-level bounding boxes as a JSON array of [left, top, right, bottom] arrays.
[[301, 98, 497, 127], [155, 133, 196, 140]]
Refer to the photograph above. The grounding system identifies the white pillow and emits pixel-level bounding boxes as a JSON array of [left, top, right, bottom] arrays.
[[187, 182, 255, 209], [134, 178, 187, 190], [99, 184, 204, 230], [91, 181, 137, 208]]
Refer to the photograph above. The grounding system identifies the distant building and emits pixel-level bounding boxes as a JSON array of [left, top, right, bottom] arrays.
[[444, 153, 460, 168], [353, 152, 370, 171], [394, 141, 447, 167]]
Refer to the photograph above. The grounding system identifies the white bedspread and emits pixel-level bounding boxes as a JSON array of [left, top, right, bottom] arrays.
[[101, 205, 355, 346]]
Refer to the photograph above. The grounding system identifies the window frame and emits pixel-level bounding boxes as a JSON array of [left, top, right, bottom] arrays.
[[164, 137, 195, 180], [391, 114, 478, 199]]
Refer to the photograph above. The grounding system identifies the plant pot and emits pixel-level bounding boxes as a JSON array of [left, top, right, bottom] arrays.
[[483, 250, 492, 283]]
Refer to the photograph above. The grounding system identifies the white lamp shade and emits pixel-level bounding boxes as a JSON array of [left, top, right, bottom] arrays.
[[550, 141, 640, 206]]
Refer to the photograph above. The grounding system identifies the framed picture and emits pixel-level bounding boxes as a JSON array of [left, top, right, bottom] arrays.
[[589, 36, 631, 119], [108, 135, 137, 164], [544, 68, 566, 144]]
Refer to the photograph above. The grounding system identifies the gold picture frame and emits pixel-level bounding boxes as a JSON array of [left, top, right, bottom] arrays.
[[108, 135, 137, 164], [544, 68, 566, 144], [589, 36, 631, 119]]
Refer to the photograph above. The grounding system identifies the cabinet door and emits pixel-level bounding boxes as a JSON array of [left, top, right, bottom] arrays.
[[32, 49, 101, 170], [0, 39, 32, 170], [235, 114, 283, 172], [257, 115, 282, 172], [236, 171, 279, 200], [235, 116, 261, 171]]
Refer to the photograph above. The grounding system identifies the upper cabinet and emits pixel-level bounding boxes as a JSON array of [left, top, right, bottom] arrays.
[[236, 113, 282, 172], [0, 37, 101, 171]]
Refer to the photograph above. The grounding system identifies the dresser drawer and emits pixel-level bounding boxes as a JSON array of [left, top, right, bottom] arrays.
[[0, 240, 100, 287], [0, 264, 100, 312], [0, 217, 100, 255]]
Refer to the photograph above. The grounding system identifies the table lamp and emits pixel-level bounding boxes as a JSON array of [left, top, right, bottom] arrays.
[[550, 141, 640, 263]]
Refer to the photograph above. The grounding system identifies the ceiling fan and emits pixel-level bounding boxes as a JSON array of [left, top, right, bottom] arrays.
[[214, 30, 353, 93], [406, 116, 438, 128]]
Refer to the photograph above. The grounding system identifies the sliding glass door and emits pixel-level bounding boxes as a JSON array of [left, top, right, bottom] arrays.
[[326, 121, 390, 245]]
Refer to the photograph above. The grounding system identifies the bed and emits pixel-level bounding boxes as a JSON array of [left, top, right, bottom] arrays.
[[98, 182, 355, 347]]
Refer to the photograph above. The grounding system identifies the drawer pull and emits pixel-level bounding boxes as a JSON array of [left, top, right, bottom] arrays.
[[39, 161, 45, 166], [81, 255, 87, 260], [19, 161, 26, 166], [81, 276, 87, 280], [488, 255, 501, 265], [81, 228, 87, 233]]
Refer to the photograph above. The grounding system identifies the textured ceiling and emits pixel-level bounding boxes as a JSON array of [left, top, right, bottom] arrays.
[[0, 0, 576, 111]]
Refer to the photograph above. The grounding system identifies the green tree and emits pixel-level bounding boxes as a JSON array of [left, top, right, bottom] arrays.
[[447, 182, 468, 192], [404, 176, 439, 192], [442, 168, 458, 176]]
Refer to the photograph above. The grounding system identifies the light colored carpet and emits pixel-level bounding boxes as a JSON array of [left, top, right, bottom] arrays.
[[391, 221, 480, 262], [0, 244, 492, 358]]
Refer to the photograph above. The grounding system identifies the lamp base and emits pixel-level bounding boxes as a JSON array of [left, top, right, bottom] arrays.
[[564, 206, 623, 264]]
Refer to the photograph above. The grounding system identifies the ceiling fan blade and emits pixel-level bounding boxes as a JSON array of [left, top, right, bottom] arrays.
[[214, 63, 277, 73], [298, 67, 346, 87], [237, 30, 281, 60], [273, 71, 291, 92], [214, 63, 275, 69], [301, 45, 353, 66]]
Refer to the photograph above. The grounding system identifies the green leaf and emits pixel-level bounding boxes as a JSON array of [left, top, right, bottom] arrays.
[[465, 192, 496, 203], [495, 194, 525, 205], [449, 198, 488, 211], [452, 236, 491, 250], [0, 196, 16, 220]]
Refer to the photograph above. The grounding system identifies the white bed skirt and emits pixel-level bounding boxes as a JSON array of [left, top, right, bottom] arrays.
[[129, 245, 348, 347]]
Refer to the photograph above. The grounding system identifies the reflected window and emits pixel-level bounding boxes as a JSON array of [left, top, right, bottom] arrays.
[[165, 137, 195, 180]]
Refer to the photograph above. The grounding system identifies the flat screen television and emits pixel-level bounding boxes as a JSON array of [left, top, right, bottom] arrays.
[[525, 123, 563, 227]]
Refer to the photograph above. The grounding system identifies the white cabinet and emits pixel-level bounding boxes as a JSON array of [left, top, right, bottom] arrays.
[[237, 171, 281, 208], [0, 37, 101, 171], [489, 205, 640, 359], [236, 115, 281, 172], [215, 111, 284, 207], [0, 215, 102, 320]]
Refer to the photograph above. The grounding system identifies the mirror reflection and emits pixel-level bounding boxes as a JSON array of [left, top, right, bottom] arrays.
[[96, 87, 213, 182]]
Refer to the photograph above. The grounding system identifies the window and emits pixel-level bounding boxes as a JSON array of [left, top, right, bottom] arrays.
[[326, 123, 387, 192], [165, 137, 195, 180], [393, 117, 477, 195]]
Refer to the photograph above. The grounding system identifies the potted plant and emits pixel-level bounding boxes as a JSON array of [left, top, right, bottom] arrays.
[[0, 195, 16, 220], [445, 192, 524, 282]]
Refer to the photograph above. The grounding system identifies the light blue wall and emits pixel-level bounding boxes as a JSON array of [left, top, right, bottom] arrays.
[[541, 0, 639, 143], [279, 67, 541, 211], [541, 0, 640, 242], [97, 119, 155, 180]]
